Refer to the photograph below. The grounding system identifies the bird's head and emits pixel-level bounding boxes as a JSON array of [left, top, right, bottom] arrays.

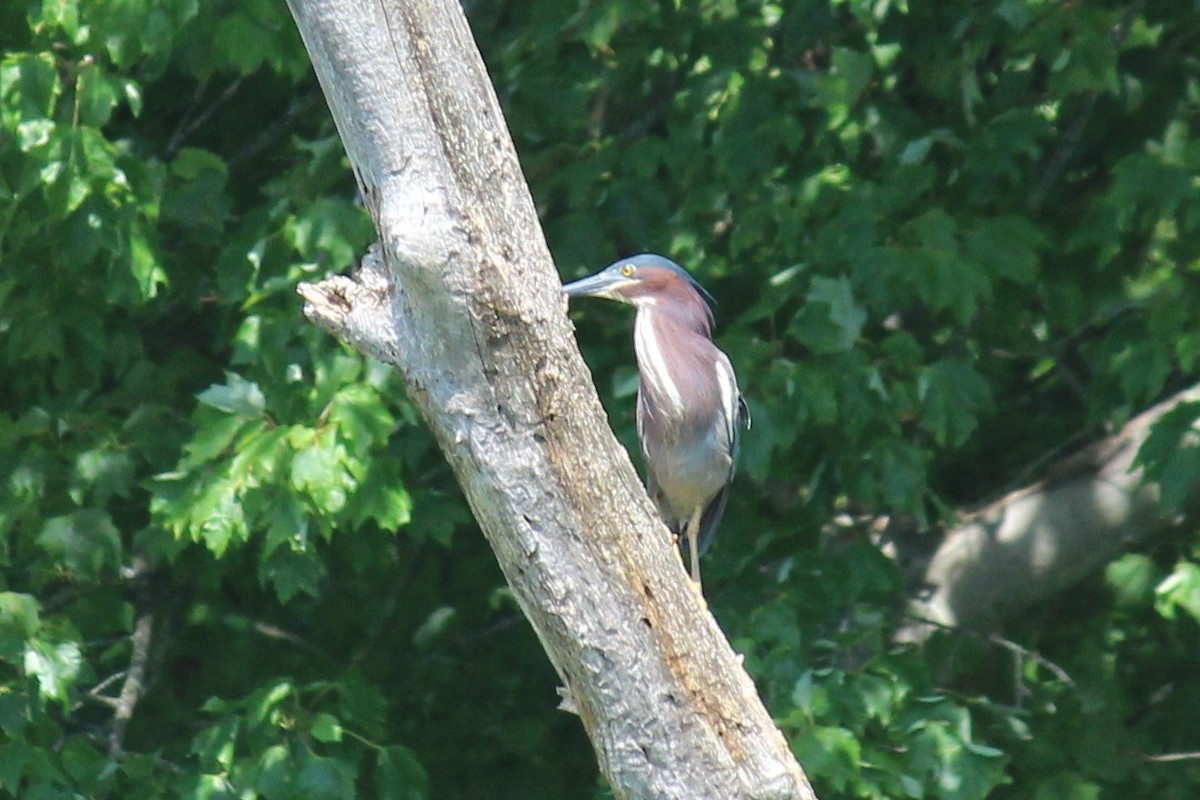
[[562, 253, 715, 310]]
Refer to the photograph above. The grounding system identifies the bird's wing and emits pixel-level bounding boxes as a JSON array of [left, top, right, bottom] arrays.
[[714, 353, 748, 459], [691, 480, 731, 557], [636, 383, 671, 524], [683, 351, 752, 560], [733, 393, 750, 468]]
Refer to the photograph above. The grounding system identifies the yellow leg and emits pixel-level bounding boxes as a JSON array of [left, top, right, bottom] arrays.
[[685, 504, 704, 587]]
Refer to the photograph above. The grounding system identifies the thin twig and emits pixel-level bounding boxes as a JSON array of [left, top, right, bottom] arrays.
[[166, 77, 245, 156], [227, 90, 323, 171], [109, 609, 154, 757], [1144, 751, 1200, 763], [249, 619, 324, 655], [72, 671, 127, 711], [1025, 93, 1098, 212], [903, 612, 1077, 694], [1025, 0, 1149, 211], [986, 632, 1076, 689]]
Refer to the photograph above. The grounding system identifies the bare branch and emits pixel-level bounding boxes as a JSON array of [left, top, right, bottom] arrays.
[[228, 89, 324, 170], [1145, 751, 1200, 763], [985, 632, 1076, 691], [903, 613, 1076, 699], [898, 382, 1200, 643], [109, 609, 153, 757], [72, 671, 127, 712], [166, 77, 245, 157]]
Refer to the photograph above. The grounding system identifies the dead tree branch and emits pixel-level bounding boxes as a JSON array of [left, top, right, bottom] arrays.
[[898, 382, 1200, 643], [284, 1, 815, 797], [109, 608, 153, 756]]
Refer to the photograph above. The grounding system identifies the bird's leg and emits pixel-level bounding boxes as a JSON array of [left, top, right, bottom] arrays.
[[685, 504, 704, 587]]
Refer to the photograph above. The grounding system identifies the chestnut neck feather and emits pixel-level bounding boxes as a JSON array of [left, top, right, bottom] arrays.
[[628, 267, 714, 338]]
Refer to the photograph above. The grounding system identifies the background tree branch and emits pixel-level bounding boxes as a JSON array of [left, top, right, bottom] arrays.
[[898, 383, 1200, 643], [285, 0, 814, 796]]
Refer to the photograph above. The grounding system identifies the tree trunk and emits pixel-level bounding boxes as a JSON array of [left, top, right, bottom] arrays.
[[897, 383, 1200, 643], [283, 1, 816, 797]]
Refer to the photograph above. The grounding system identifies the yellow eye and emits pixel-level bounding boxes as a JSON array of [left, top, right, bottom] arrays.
[[621, 264, 635, 277]]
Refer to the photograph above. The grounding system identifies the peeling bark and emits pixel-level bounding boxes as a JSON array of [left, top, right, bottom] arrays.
[[285, 1, 816, 797]]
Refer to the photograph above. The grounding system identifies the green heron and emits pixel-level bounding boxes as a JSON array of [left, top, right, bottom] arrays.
[[564, 253, 750, 586]]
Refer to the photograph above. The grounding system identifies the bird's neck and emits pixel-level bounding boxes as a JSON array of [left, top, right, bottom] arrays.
[[635, 299, 713, 339], [633, 307, 721, 424]]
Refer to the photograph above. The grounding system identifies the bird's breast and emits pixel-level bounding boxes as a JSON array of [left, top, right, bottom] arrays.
[[640, 419, 733, 519], [632, 309, 740, 518]]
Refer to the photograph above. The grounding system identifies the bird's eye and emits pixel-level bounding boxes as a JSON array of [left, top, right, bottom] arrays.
[[621, 264, 635, 277]]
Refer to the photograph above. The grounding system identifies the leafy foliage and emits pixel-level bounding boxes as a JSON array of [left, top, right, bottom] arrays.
[[2, 0, 1200, 798]]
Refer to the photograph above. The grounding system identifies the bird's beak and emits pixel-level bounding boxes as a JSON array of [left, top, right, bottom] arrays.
[[562, 271, 633, 302]]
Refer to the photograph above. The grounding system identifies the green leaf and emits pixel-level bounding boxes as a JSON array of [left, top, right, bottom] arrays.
[[76, 64, 120, 127], [965, 216, 1043, 285], [0, 690, 30, 738], [284, 197, 374, 270], [124, 223, 168, 300], [182, 414, 249, 468], [191, 716, 240, 772], [0, 53, 61, 120], [1134, 401, 1200, 513], [813, 47, 873, 127], [310, 712, 343, 743], [337, 668, 388, 733], [288, 427, 357, 516], [71, 444, 135, 505], [793, 726, 862, 792], [327, 383, 395, 447], [37, 0, 82, 39], [259, 547, 324, 603], [247, 679, 295, 728], [36, 510, 122, 578], [0, 593, 41, 663], [350, 437, 412, 530], [213, 12, 273, 74], [25, 786, 78, 800], [197, 372, 266, 417], [1105, 554, 1160, 610], [1155, 562, 1200, 623], [163, 148, 230, 232], [253, 744, 292, 798], [412, 606, 457, 652], [24, 637, 82, 703], [192, 480, 250, 555], [294, 750, 356, 800], [121, 78, 143, 116], [0, 740, 32, 792], [263, 492, 309, 556], [59, 738, 106, 793], [16, 118, 54, 151], [789, 276, 866, 353], [376, 746, 430, 800], [918, 360, 992, 447]]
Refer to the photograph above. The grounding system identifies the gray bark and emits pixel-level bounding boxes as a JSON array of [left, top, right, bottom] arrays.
[[284, 1, 816, 797], [898, 383, 1200, 643]]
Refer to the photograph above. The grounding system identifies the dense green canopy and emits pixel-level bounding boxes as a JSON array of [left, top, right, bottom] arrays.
[[2, 0, 1199, 797]]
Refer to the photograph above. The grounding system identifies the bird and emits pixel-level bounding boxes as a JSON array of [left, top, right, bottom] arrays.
[[563, 253, 750, 587]]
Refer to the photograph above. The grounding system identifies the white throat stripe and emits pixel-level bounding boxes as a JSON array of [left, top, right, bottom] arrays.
[[635, 315, 685, 415]]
